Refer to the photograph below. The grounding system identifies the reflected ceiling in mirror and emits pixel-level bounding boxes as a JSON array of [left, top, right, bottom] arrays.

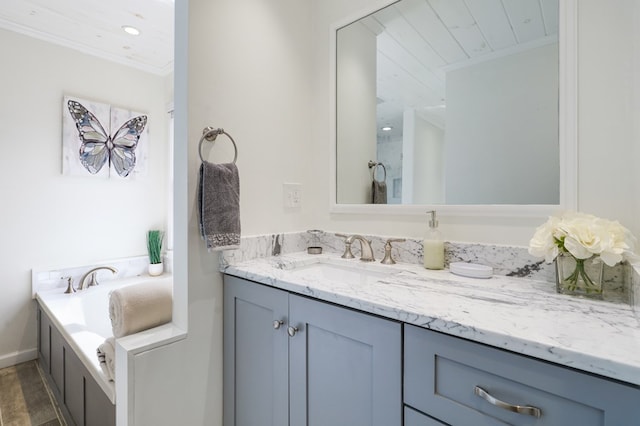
[[336, 0, 560, 206]]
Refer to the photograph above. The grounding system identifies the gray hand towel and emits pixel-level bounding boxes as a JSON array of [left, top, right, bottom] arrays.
[[198, 161, 241, 251], [372, 180, 387, 204]]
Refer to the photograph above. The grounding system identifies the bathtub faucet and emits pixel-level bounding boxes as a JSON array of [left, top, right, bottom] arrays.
[[78, 266, 118, 290]]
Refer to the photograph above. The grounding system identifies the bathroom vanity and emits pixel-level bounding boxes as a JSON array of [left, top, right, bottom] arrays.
[[223, 252, 640, 426]]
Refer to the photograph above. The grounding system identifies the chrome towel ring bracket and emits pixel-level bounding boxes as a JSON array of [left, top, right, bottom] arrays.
[[198, 126, 238, 164], [368, 160, 387, 183]]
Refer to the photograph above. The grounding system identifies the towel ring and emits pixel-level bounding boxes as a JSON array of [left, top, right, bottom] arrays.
[[198, 127, 238, 164], [368, 160, 387, 183]]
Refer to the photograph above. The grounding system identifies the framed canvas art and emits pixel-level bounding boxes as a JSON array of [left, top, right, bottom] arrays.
[[62, 95, 149, 178]]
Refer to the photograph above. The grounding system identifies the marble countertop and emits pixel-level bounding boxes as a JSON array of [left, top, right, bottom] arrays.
[[223, 251, 640, 387]]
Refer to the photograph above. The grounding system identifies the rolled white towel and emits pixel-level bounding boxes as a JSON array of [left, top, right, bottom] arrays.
[[97, 337, 116, 381], [109, 280, 172, 338]]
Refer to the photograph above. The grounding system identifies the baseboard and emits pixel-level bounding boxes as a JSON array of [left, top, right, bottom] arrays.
[[0, 348, 38, 369]]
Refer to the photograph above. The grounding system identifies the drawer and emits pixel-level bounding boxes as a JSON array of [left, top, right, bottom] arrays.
[[404, 406, 447, 426], [404, 325, 640, 426]]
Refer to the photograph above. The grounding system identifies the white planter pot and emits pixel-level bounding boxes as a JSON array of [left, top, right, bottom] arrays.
[[148, 262, 164, 277]]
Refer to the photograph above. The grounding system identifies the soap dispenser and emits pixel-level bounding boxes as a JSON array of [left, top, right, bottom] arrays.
[[423, 210, 444, 270]]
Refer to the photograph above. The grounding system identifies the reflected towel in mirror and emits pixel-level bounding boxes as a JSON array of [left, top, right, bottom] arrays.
[[372, 180, 387, 204]]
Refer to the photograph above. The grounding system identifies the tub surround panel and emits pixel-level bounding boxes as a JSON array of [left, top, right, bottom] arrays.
[[220, 232, 629, 293], [223, 252, 640, 386]]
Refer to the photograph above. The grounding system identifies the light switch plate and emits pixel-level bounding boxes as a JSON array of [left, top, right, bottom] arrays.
[[283, 183, 302, 208]]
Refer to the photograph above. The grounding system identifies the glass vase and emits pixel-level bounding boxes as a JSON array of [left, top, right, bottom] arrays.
[[555, 252, 604, 299]]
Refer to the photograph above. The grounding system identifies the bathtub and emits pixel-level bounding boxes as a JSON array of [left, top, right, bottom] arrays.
[[36, 274, 173, 404]]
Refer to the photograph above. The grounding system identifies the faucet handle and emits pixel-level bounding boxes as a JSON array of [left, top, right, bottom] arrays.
[[387, 238, 406, 244], [335, 233, 355, 259], [381, 238, 406, 265], [87, 272, 99, 288], [62, 276, 76, 294]]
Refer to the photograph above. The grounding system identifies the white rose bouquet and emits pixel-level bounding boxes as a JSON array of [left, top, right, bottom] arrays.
[[529, 211, 636, 265], [529, 211, 637, 295]]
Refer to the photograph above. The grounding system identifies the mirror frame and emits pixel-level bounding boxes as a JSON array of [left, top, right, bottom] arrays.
[[329, 0, 577, 217]]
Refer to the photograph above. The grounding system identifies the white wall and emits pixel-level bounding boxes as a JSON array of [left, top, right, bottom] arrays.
[[412, 114, 444, 204], [336, 21, 377, 204], [578, 0, 639, 239], [445, 44, 559, 205], [133, 0, 314, 424], [0, 29, 169, 367]]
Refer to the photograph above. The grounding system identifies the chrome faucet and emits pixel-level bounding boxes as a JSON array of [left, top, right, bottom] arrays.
[[78, 266, 117, 290], [336, 234, 375, 262]]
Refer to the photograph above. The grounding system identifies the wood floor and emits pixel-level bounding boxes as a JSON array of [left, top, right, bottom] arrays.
[[0, 360, 64, 426]]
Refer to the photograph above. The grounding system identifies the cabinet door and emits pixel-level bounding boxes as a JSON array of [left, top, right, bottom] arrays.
[[85, 371, 116, 426], [223, 276, 289, 426], [65, 346, 85, 426], [37, 305, 51, 372], [289, 295, 402, 426], [50, 326, 64, 395]]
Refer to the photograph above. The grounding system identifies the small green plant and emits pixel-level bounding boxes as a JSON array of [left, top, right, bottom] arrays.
[[147, 230, 164, 265]]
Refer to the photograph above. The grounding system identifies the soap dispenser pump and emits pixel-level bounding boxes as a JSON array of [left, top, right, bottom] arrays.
[[423, 210, 444, 270]]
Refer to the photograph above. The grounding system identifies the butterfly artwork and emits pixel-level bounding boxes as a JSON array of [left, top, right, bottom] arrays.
[[62, 96, 149, 178]]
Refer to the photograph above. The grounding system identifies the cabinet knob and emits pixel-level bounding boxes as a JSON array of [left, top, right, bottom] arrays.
[[273, 320, 284, 330], [474, 386, 542, 418], [287, 326, 299, 337]]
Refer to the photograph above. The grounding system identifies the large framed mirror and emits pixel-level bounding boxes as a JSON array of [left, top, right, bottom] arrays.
[[330, 0, 576, 216]]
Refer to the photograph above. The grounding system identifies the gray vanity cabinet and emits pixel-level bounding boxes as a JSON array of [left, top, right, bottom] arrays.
[[404, 324, 640, 425], [223, 275, 402, 426]]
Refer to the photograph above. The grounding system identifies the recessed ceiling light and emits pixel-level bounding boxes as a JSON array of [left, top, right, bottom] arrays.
[[381, 126, 393, 131], [122, 25, 141, 36]]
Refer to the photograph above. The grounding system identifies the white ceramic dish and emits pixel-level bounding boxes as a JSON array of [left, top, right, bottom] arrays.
[[449, 262, 493, 279]]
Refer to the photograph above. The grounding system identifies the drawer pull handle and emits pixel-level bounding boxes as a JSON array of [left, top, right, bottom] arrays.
[[273, 320, 284, 330], [474, 386, 542, 418]]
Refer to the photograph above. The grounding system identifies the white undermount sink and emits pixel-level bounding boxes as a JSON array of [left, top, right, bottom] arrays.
[[286, 260, 395, 285]]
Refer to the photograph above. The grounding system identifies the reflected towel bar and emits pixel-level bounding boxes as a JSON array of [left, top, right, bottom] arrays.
[[368, 160, 386, 183]]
